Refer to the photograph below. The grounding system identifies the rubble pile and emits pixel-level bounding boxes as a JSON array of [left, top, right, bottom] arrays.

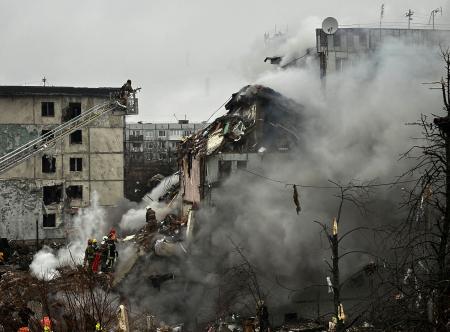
[[179, 85, 303, 162]]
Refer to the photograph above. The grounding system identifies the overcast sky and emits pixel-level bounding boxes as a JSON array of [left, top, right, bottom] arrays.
[[0, 0, 448, 122]]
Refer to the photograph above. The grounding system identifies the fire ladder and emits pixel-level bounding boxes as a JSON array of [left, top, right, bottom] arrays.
[[0, 99, 128, 175]]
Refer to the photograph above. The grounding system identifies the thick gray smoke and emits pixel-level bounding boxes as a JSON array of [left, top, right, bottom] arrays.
[[117, 37, 448, 327]]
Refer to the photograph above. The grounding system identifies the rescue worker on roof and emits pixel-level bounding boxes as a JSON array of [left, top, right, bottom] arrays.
[[83, 239, 95, 269], [119, 79, 133, 107]]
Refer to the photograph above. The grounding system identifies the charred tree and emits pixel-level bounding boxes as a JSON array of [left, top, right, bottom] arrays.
[[396, 48, 450, 331], [313, 181, 371, 332]]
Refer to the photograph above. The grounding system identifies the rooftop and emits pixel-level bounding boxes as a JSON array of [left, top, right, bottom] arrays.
[[0, 86, 119, 98]]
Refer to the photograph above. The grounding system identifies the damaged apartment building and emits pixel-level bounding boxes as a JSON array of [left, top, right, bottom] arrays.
[[316, 24, 450, 77], [179, 85, 303, 235], [125, 120, 204, 202], [0, 86, 128, 243]]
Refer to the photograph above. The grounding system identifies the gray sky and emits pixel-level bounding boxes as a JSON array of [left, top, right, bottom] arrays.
[[0, 0, 448, 122]]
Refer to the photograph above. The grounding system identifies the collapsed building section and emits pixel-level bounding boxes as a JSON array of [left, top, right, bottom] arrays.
[[179, 84, 304, 237]]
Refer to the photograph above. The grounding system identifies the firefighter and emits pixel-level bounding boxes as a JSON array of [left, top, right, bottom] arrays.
[[146, 207, 158, 232], [83, 239, 95, 269], [106, 236, 118, 271], [91, 239, 102, 273], [119, 79, 133, 107], [40, 316, 52, 332], [100, 236, 109, 272]]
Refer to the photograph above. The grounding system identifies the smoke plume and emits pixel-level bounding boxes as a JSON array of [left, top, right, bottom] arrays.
[[116, 35, 449, 327]]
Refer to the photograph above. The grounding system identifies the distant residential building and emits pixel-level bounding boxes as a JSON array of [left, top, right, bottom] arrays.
[[124, 120, 204, 202], [0, 86, 129, 243], [316, 27, 450, 77]]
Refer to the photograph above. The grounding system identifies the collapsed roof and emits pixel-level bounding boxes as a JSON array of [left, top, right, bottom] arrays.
[[180, 84, 304, 157]]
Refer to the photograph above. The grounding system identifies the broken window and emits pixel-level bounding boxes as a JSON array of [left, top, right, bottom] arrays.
[[63, 102, 81, 122], [219, 160, 232, 179], [237, 160, 247, 169], [69, 130, 82, 144], [43, 184, 63, 205], [42, 155, 56, 173], [66, 185, 83, 199], [69, 157, 82, 171], [41, 102, 55, 117], [43, 214, 56, 228], [41, 129, 54, 141]]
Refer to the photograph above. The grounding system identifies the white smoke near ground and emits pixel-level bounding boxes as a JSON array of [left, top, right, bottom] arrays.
[[119, 173, 179, 232], [30, 192, 107, 279], [29, 246, 60, 280], [31, 173, 180, 280]]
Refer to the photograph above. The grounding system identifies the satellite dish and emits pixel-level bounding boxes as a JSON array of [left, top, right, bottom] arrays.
[[322, 17, 339, 35]]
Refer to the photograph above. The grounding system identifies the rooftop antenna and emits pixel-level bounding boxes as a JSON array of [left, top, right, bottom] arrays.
[[405, 9, 414, 29], [379, 4, 385, 39], [173, 113, 178, 122], [380, 4, 385, 29], [429, 7, 443, 30], [42, 76, 47, 87]]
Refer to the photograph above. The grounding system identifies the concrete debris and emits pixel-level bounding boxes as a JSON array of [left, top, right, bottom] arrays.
[[264, 56, 283, 65]]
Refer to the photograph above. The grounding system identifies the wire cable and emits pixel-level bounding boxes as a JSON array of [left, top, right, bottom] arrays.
[[238, 168, 418, 190]]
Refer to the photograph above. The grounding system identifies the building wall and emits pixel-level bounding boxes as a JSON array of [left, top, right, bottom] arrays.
[[0, 93, 125, 241], [316, 28, 450, 76], [181, 156, 202, 205]]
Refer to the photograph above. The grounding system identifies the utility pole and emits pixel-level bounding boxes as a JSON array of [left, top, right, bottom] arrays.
[[429, 7, 443, 30], [405, 9, 414, 29]]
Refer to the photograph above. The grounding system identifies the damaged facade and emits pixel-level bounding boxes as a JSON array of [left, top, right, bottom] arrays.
[[0, 86, 126, 243], [179, 85, 303, 236], [316, 27, 450, 77], [124, 120, 204, 202]]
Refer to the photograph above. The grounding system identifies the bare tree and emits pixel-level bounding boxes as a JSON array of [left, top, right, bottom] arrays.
[[312, 181, 372, 332], [392, 48, 450, 331]]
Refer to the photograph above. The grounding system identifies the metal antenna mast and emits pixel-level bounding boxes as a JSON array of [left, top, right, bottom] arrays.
[[429, 7, 443, 30], [379, 4, 385, 39], [379, 4, 385, 29], [405, 9, 414, 29]]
